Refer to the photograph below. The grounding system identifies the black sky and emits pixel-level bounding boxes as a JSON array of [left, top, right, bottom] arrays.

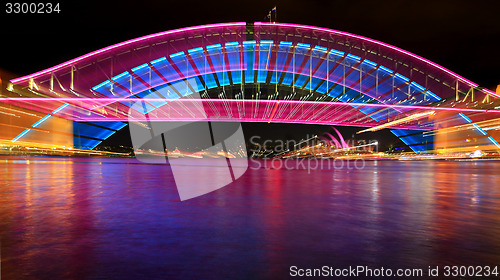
[[1, 0, 499, 150]]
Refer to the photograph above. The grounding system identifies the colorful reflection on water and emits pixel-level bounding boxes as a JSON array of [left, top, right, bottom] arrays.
[[1, 156, 500, 279]]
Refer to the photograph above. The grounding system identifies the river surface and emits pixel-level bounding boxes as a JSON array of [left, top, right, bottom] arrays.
[[1, 156, 500, 279]]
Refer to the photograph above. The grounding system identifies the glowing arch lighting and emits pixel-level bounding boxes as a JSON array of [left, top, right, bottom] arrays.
[[7, 22, 500, 152]]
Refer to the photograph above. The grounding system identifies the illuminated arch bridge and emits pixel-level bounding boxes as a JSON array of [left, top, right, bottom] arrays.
[[4, 22, 500, 153]]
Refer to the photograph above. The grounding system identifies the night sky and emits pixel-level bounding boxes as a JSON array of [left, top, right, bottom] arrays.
[[2, 0, 499, 150]]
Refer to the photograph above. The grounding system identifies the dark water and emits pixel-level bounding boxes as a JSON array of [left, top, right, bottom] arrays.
[[1, 156, 500, 279]]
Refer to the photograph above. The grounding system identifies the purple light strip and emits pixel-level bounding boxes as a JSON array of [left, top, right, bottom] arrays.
[[257, 22, 500, 98], [2, 98, 499, 114], [10, 22, 246, 84]]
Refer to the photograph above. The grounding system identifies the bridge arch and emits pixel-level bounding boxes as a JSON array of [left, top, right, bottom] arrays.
[[6, 22, 500, 152]]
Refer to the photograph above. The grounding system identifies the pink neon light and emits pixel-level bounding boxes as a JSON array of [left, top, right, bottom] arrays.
[[2, 98, 434, 130], [484, 88, 499, 96], [1, 98, 499, 114], [11, 21, 499, 100], [331, 127, 348, 148], [10, 22, 246, 84], [258, 22, 478, 87], [257, 23, 500, 99], [47, 117, 427, 131], [323, 133, 342, 149], [91, 64, 407, 111]]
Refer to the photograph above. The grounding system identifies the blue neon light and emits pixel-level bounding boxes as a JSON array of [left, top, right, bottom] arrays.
[[131, 63, 148, 72], [11, 103, 72, 143], [459, 112, 491, 137], [488, 136, 500, 148], [89, 141, 101, 149], [346, 54, 361, 61], [394, 73, 410, 82], [225, 42, 239, 46], [313, 46, 327, 52], [392, 130, 420, 153], [11, 129, 31, 142], [398, 134, 410, 145], [207, 44, 221, 49], [379, 66, 393, 74], [410, 81, 425, 91], [170, 51, 185, 58], [459, 113, 472, 123], [52, 103, 70, 114], [364, 59, 377, 67], [74, 138, 102, 150], [112, 72, 129, 80], [188, 47, 204, 53], [88, 121, 126, 131], [92, 80, 111, 90], [329, 49, 344, 56], [260, 40, 274, 45], [151, 57, 167, 64], [425, 90, 441, 101], [279, 41, 292, 46], [296, 43, 310, 49], [32, 115, 51, 127], [473, 124, 487, 135], [243, 40, 256, 45]]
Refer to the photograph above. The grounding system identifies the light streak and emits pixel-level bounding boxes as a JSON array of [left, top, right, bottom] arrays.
[[11, 129, 31, 142], [11, 22, 246, 83], [330, 141, 378, 153], [31, 115, 51, 127], [293, 135, 318, 148], [268, 100, 280, 123], [10, 103, 72, 142], [1, 98, 500, 114], [52, 103, 70, 114], [170, 52, 185, 58], [357, 111, 435, 133], [131, 63, 149, 72], [151, 57, 167, 64], [487, 136, 500, 149], [112, 72, 129, 80], [258, 22, 482, 89]]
